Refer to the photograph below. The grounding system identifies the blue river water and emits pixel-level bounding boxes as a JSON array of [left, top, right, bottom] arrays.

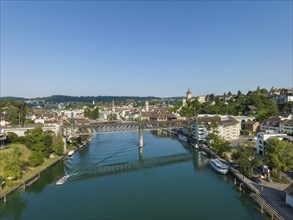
[[0, 131, 268, 219]]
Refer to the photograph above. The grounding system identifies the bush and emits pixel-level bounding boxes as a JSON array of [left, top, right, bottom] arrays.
[[29, 151, 44, 167], [6, 132, 18, 143], [0, 176, 5, 183], [270, 171, 291, 184]]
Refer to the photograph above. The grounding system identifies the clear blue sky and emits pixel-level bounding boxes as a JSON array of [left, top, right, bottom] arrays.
[[1, 0, 292, 98]]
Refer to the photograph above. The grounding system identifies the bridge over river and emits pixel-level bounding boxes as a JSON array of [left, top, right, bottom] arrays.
[[62, 119, 194, 147], [62, 120, 193, 136]]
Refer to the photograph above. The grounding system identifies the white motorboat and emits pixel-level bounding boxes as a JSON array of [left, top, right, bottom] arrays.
[[68, 150, 75, 156], [210, 159, 229, 174], [56, 175, 69, 186]]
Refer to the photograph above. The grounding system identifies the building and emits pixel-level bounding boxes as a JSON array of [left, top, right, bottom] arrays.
[[285, 183, 293, 208], [150, 111, 177, 121], [275, 94, 293, 104], [244, 105, 257, 116], [196, 96, 206, 104], [260, 114, 293, 134], [145, 100, 149, 112], [0, 113, 10, 127], [192, 115, 240, 143], [242, 121, 260, 133], [255, 132, 287, 156], [186, 88, 192, 101], [218, 116, 241, 141]]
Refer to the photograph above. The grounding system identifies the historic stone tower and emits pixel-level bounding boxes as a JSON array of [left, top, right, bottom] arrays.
[[145, 100, 149, 112], [186, 88, 192, 101]]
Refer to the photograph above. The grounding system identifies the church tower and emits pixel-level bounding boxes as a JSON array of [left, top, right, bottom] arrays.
[[186, 88, 192, 101], [112, 100, 115, 113], [145, 100, 149, 112]]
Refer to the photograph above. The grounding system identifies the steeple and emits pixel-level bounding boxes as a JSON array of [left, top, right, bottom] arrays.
[[112, 100, 115, 113], [145, 100, 149, 112], [186, 88, 192, 101]]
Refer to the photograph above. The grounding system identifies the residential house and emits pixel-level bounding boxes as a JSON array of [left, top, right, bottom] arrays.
[[242, 120, 260, 133], [150, 111, 177, 121], [244, 105, 257, 116], [0, 114, 10, 127]]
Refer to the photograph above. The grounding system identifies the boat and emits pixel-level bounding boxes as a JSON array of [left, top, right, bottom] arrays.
[[210, 159, 229, 174], [56, 175, 69, 186], [68, 150, 75, 156], [200, 150, 207, 156], [194, 143, 199, 149], [178, 134, 187, 142]]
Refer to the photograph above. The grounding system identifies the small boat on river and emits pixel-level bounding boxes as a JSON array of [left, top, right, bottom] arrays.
[[210, 159, 229, 174], [56, 175, 69, 186], [178, 134, 187, 142], [68, 150, 75, 156]]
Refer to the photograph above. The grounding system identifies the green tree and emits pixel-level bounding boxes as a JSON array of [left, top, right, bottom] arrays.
[[265, 138, 293, 173], [206, 133, 231, 159], [3, 148, 24, 179], [29, 151, 44, 167], [52, 134, 64, 155], [6, 132, 18, 143], [24, 127, 53, 157], [232, 147, 260, 177]]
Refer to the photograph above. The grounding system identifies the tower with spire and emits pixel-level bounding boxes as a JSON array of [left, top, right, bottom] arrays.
[[186, 88, 192, 101], [112, 100, 115, 113], [145, 100, 149, 112]]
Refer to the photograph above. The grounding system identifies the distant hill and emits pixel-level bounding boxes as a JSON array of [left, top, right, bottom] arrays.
[[0, 95, 163, 103], [42, 95, 162, 103], [0, 96, 27, 101]]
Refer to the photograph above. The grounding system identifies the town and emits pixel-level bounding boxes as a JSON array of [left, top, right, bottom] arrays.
[[0, 87, 293, 219]]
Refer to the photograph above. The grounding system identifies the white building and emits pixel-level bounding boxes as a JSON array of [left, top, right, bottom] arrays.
[[260, 114, 293, 134], [192, 115, 240, 143], [196, 96, 206, 104], [255, 132, 287, 156], [218, 117, 241, 141]]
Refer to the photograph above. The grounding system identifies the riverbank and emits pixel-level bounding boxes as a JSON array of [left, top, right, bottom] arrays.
[[0, 155, 63, 202], [200, 146, 293, 220]]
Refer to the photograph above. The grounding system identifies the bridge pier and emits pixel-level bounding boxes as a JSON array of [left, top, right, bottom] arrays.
[[139, 126, 143, 147]]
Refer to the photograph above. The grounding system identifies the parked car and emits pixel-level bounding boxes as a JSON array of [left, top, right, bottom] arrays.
[[251, 176, 261, 184]]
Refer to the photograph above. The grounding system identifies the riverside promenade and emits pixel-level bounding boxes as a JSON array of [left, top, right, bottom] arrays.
[[201, 147, 293, 220]]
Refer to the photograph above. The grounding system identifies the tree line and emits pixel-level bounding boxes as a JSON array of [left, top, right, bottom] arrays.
[[179, 88, 281, 122]]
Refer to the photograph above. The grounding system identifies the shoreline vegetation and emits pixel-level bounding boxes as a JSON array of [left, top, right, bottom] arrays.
[[0, 126, 91, 200]]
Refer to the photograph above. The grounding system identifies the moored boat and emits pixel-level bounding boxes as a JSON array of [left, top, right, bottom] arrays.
[[200, 150, 207, 156], [56, 175, 69, 186], [178, 134, 187, 142], [210, 159, 229, 174], [68, 150, 75, 156]]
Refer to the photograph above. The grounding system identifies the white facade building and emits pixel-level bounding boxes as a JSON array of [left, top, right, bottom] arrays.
[[192, 115, 240, 143], [255, 132, 287, 156]]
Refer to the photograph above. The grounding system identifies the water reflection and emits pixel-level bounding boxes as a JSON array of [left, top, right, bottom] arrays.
[[0, 192, 26, 220], [25, 163, 65, 195]]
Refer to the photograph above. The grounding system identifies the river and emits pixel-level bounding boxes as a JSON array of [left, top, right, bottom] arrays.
[[0, 131, 268, 219]]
